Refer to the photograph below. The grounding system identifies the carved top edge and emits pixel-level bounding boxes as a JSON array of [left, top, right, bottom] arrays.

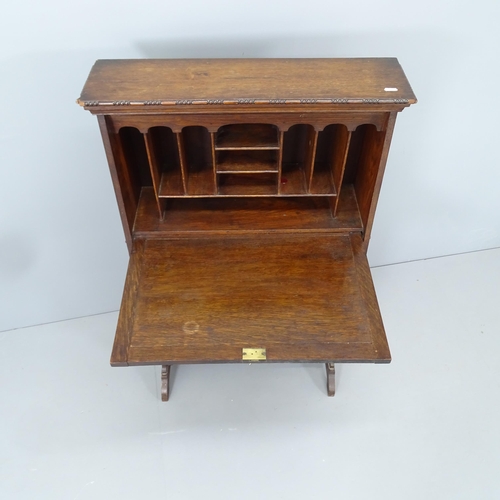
[[77, 97, 412, 107]]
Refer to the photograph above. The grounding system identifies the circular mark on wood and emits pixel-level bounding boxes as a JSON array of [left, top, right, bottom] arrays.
[[183, 321, 200, 334]]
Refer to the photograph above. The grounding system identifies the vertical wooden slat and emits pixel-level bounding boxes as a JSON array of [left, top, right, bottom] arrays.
[[277, 130, 284, 194], [305, 127, 318, 192], [143, 131, 165, 218], [330, 126, 352, 215], [176, 131, 188, 194], [97, 115, 135, 253]]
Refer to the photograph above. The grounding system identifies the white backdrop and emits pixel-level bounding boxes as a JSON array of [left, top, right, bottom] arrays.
[[1, 0, 499, 332]]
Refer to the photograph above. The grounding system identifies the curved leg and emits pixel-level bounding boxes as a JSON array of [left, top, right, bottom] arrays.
[[161, 365, 171, 402], [326, 363, 335, 397]]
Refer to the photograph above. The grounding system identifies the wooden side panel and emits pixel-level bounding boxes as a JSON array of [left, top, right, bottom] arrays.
[[110, 239, 146, 366], [350, 233, 391, 361], [97, 115, 136, 252], [354, 112, 397, 244]]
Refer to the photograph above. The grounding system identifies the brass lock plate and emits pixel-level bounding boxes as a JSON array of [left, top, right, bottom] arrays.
[[242, 348, 266, 361]]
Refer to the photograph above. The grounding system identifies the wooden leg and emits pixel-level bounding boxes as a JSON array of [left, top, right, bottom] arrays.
[[161, 365, 171, 402], [326, 363, 335, 397]]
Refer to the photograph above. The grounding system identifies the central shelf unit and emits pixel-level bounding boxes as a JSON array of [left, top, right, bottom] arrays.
[[114, 119, 385, 225]]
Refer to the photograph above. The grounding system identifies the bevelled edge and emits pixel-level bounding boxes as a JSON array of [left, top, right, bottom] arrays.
[[110, 239, 147, 367], [77, 97, 415, 107]]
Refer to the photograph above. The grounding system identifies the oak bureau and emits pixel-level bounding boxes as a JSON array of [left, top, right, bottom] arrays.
[[78, 58, 416, 400]]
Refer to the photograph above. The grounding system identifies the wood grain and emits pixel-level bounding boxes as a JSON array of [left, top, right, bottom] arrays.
[[112, 235, 387, 365], [78, 59, 416, 108], [159, 171, 184, 197], [215, 124, 279, 150], [216, 150, 278, 173], [309, 163, 335, 195], [217, 173, 277, 196], [134, 185, 362, 237]]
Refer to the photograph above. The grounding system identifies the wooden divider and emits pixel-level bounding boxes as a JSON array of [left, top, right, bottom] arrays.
[[143, 132, 164, 218], [276, 130, 285, 192], [331, 126, 352, 215], [175, 132, 188, 195], [305, 128, 319, 192], [210, 132, 217, 193]]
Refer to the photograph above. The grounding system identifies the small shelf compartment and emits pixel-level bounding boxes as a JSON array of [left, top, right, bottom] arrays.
[[218, 173, 277, 196], [215, 124, 279, 150], [216, 150, 278, 173], [310, 166, 335, 195], [310, 124, 351, 196], [118, 121, 357, 201], [215, 124, 279, 196], [279, 168, 307, 196], [118, 127, 153, 198], [182, 126, 215, 196], [145, 126, 183, 197], [311, 125, 336, 195], [280, 124, 314, 196]]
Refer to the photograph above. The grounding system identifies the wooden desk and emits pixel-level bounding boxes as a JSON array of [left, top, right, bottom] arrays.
[[78, 58, 416, 400]]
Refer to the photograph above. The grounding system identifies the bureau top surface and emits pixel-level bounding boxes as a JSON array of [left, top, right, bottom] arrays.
[[78, 58, 416, 107]]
